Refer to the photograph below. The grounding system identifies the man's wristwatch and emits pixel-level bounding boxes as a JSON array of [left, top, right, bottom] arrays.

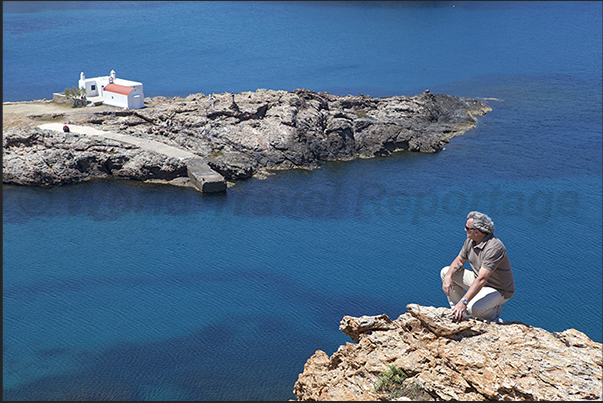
[[460, 298, 468, 305]]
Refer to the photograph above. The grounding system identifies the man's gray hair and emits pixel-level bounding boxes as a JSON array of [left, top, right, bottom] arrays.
[[467, 211, 495, 234]]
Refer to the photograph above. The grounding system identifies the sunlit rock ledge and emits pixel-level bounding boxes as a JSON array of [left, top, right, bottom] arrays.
[[293, 304, 602, 401], [3, 89, 491, 187]]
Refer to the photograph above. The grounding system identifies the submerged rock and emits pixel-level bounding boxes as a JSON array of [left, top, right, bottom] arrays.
[[3, 89, 492, 186], [293, 304, 602, 401]]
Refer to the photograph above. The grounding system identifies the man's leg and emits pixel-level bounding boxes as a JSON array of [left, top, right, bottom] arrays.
[[440, 266, 477, 307], [467, 286, 506, 321]]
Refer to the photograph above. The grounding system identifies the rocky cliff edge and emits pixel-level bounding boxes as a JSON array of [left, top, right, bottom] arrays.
[[293, 304, 602, 401]]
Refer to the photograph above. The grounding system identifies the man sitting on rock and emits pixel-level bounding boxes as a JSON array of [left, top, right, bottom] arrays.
[[441, 211, 514, 323]]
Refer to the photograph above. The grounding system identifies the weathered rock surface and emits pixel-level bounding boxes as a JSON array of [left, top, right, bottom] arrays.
[[3, 88, 491, 186], [2, 129, 187, 186], [293, 304, 602, 401]]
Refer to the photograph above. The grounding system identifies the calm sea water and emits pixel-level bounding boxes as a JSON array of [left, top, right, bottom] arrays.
[[3, 1, 602, 401]]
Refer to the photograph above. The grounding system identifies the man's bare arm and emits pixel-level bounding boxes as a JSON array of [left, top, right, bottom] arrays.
[[448, 256, 466, 275], [450, 267, 493, 321], [442, 255, 467, 296]]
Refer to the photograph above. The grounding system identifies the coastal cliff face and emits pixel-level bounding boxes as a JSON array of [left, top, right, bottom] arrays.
[[293, 305, 602, 401], [3, 89, 491, 186]]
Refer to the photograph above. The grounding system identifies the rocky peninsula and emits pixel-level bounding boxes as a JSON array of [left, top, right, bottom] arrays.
[[293, 304, 602, 401], [3, 88, 492, 190]]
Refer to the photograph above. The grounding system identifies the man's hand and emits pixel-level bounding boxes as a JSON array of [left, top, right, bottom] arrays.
[[442, 263, 462, 296], [451, 300, 467, 321]]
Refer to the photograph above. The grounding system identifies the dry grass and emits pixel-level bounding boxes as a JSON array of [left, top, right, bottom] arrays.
[[3, 115, 35, 131], [2, 101, 112, 132]]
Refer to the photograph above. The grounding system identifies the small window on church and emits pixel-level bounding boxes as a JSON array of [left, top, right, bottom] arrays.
[[91, 85, 96, 91]]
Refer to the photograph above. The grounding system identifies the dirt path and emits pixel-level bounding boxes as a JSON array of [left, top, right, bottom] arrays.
[[3, 100, 116, 130], [37, 122, 198, 160], [5, 100, 198, 160]]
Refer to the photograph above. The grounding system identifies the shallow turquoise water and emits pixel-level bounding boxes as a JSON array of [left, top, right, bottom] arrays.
[[3, 1, 602, 400]]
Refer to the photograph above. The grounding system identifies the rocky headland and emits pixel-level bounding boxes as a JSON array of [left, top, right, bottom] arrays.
[[293, 304, 602, 401], [3, 88, 492, 189]]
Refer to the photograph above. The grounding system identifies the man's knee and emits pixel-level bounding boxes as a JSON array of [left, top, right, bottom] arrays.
[[440, 266, 450, 281], [468, 301, 504, 321], [469, 307, 498, 321]]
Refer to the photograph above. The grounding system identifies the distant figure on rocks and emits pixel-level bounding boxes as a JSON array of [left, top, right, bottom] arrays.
[[230, 92, 239, 112], [63, 124, 70, 132], [440, 211, 514, 323]]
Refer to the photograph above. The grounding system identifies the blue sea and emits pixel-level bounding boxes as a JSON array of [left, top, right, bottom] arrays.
[[3, 1, 602, 401]]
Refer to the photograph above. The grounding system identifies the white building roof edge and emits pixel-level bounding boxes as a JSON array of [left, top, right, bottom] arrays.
[[82, 76, 142, 87]]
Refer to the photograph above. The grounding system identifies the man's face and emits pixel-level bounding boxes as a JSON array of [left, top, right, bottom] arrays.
[[464, 218, 481, 241]]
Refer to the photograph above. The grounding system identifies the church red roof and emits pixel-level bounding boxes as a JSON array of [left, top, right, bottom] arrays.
[[104, 83, 134, 95]]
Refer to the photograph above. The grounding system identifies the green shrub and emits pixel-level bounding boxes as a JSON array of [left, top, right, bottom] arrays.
[[374, 364, 408, 398], [63, 86, 87, 99]]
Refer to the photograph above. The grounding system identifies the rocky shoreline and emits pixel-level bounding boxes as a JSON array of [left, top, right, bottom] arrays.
[[293, 304, 602, 401], [3, 88, 492, 188]]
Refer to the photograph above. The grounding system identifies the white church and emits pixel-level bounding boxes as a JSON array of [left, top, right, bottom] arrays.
[[78, 70, 144, 109]]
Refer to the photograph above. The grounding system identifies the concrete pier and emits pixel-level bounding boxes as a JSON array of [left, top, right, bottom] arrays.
[[186, 157, 227, 193], [37, 123, 226, 193]]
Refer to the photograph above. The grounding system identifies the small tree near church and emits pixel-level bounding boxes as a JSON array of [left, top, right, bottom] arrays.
[[63, 86, 87, 107]]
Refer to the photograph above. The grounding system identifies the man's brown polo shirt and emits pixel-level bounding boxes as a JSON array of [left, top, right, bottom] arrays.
[[459, 233, 515, 299]]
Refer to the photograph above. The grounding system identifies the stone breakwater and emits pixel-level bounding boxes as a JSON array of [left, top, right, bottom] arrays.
[[293, 304, 602, 401], [3, 88, 491, 188]]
